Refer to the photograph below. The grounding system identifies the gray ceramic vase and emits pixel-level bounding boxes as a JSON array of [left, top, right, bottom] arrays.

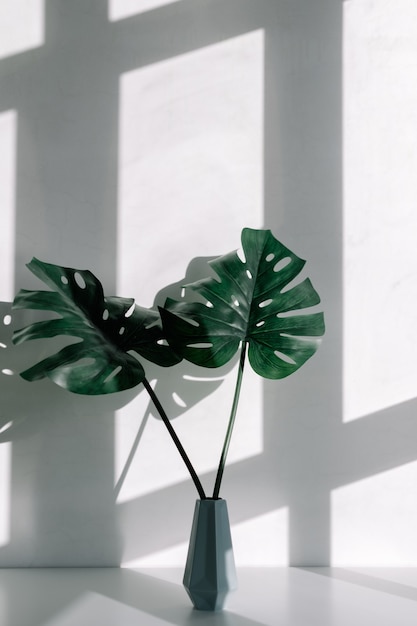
[[183, 498, 238, 611]]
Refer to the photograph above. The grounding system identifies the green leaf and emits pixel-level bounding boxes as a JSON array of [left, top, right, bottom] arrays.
[[12, 258, 180, 394], [160, 228, 325, 379]]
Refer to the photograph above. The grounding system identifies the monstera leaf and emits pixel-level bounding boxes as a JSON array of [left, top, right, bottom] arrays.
[[12, 258, 180, 394], [160, 228, 325, 379]]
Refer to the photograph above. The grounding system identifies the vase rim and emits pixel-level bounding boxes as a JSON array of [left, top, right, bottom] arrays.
[[199, 497, 223, 501]]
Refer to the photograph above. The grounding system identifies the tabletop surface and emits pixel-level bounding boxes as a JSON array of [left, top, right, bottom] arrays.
[[1, 567, 417, 626]]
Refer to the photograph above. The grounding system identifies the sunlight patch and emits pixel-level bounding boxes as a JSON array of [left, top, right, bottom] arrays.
[[0, 443, 11, 547], [0, 111, 17, 302], [232, 508, 288, 566], [109, 0, 182, 21], [117, 29, 264, 306], [0, 0, 44, 60], [332, 460, 417, 565]]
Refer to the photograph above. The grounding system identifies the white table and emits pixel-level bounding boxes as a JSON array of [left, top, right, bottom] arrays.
[[1, 567, 417, 625]]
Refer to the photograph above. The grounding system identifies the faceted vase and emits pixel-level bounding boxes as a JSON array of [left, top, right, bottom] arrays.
[[183, 498, 237, 611]]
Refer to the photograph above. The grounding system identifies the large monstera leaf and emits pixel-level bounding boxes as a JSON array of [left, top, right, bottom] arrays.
[[12, 258, 180, 394], [160, 228, 325, 379]]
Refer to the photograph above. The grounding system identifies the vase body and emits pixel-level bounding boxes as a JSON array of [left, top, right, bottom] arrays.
[[183, 498, 237, 611]]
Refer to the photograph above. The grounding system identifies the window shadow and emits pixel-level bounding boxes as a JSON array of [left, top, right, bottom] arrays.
[[298, 567, 417, 603]]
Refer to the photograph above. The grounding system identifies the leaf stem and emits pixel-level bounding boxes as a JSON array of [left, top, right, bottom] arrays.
[[142, 377, 206, 500], [212, 341, 247, 499]]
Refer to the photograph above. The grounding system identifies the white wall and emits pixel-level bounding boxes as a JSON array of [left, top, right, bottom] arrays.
[[0, 0, 415, 568], [337, 0, 417, 565]]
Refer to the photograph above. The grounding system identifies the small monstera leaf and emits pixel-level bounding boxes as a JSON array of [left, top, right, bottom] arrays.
[[12, 258, 180, 395], [160, 228, 325, 379]]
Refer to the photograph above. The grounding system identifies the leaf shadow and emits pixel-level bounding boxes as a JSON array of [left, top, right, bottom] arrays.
[[0, 300, 142, 443], [115, 256, 240, 499], [146, 255, 239, 421]]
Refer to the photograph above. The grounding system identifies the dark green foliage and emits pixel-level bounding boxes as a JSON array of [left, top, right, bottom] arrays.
[[12, 258, 180, 394], [160, 228, 325, 379], [11, 230, 325, 500]]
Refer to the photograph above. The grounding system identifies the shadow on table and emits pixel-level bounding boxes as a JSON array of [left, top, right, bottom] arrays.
[[92, 569, 270, 626], [299, 567, 417, 603], [0, 568, 270, 626]]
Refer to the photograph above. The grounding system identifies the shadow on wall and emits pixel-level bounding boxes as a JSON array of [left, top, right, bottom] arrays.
[[1, 0, 415, 598]]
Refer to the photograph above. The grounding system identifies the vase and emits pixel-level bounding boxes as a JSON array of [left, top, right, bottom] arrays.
[[183, 498, 237, 611]]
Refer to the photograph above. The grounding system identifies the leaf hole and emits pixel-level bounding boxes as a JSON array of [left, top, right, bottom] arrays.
[[259, 299, 272, 308], [277, 310, 299, 318], [186, 318, 200, 328], [206, 301, 214, 308], [265, 253, 275, 262], [61, 276, 69, 285], [246, 269, 253, 279], [256, 320, 265, 327], [0, 342, 6, 348], [74, 357, 95, 367], [119, 327, 125, 335], [187, 342, 213, 348], [103, 365, 122, 384], [3, 315, 11, 326], [274, 350, 296, 365], [102, 309, 109, 321], [280, 276, 303, 294], [74, 272, 86, 289], [157, 339, 169, 346], [183, 373, 224, 382], [1, 368, 14, 376], [281, 332, 317, 343], [232, 296, 239, 307], [0, 421, 13, 434], [125, 302, 135, 318], [181, 288, 186, 298], [172, 392, 187, 408], [145, 320, 159, 330], [273, 257, 291, 273], [236, 248, 246, 263]]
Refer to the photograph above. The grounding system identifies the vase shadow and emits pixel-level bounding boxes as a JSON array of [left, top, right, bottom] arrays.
[[90, 569, 272, 626]]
